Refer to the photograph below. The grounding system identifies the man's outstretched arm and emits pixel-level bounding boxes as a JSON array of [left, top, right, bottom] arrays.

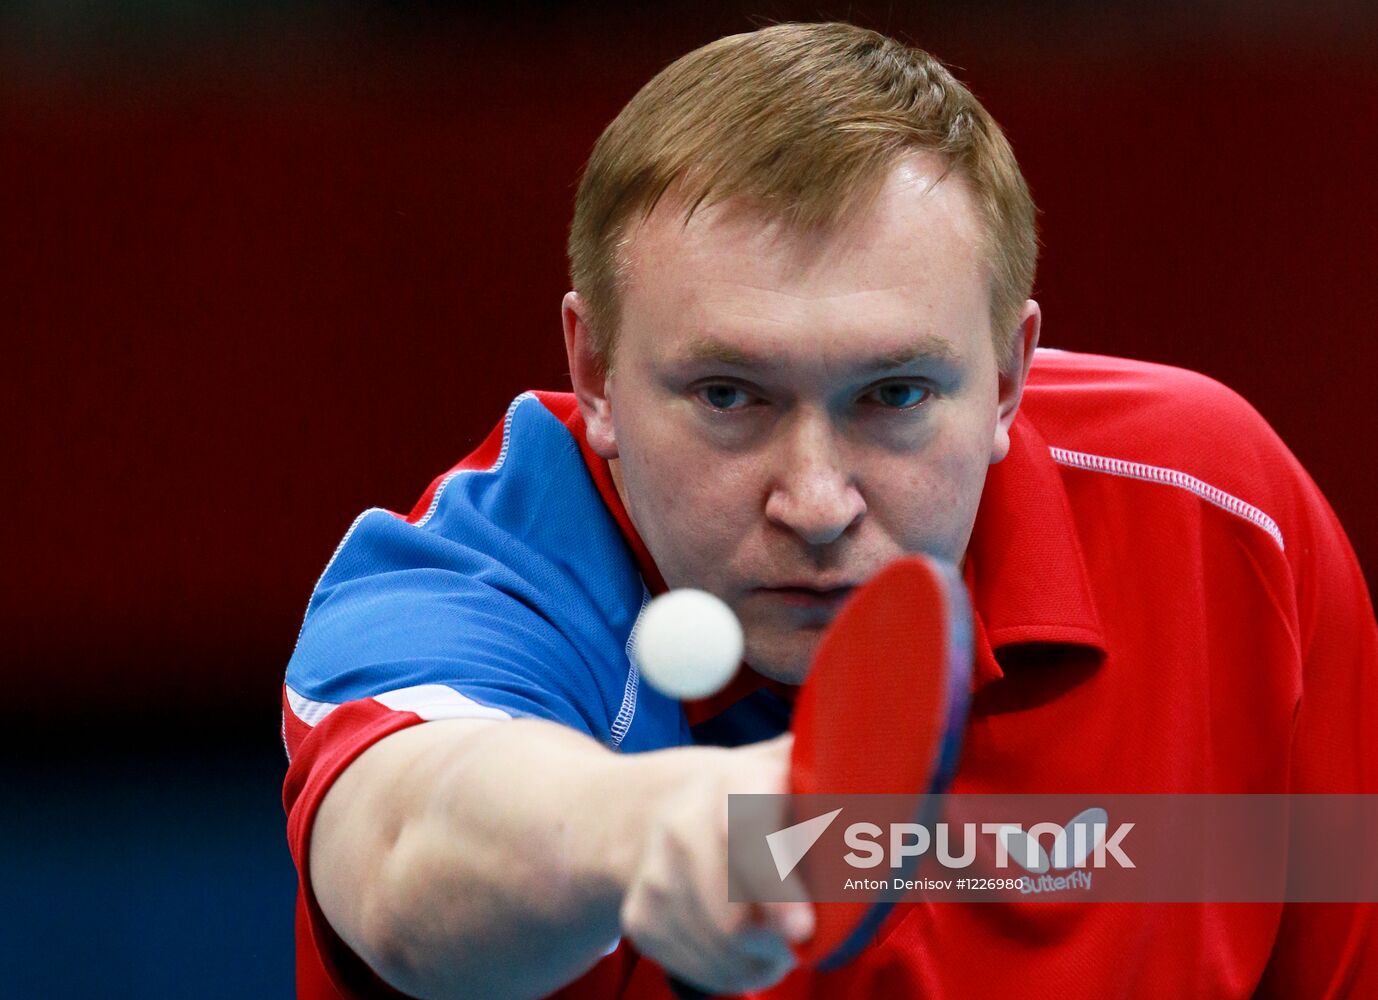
[[309, 717, 807, 1000]]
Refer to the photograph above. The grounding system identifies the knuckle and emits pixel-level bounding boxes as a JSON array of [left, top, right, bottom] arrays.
[[720, 903, 754, 939], [619, 890, 650, 940]]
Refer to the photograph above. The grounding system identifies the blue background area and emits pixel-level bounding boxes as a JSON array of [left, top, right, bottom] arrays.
[[1, 746, 296, 998]]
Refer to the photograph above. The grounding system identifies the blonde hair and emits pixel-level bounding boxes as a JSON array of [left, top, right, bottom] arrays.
[[568, 22, 1037, 371]]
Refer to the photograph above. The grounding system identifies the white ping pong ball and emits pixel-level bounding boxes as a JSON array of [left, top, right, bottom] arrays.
[[633, 588, 744, 700]]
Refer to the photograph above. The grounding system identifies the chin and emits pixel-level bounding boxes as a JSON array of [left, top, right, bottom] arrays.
[[744, 630, 822, 686]]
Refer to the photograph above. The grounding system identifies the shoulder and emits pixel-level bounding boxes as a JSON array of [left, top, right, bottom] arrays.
[[1021, 349, 1302, 523], [286, 392, 675, 743], [303, 391, 645, 663], [1023, 348, 1281, 457], [405, 391, 589, 530]]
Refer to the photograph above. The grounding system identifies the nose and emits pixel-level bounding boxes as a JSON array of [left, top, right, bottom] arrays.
[[763, 412, 867, 546]]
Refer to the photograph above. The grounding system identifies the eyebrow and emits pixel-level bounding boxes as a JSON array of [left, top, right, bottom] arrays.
[[680, 333, 961, 370]]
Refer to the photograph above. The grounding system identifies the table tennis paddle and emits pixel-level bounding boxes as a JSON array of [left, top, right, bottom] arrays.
[[788, 554, 972, 969], [671, 554, 973, 997]]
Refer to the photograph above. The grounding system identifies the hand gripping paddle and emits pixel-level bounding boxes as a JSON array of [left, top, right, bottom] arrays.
[[670, 554, 974, 997]]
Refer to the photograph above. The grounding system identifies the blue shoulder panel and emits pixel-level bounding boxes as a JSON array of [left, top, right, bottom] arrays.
[[286, 394, 688, 752]]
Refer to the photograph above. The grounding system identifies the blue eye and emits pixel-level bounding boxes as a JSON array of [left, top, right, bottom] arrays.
[[698, 384, 753, 411], [866, 382, 930, 409]]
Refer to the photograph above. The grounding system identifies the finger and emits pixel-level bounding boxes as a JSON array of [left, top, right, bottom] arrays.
[[663, 924, 797, 996], [741, 732, 794, 778], [756, 899, 814, 945], [725, 925, 799, 987]]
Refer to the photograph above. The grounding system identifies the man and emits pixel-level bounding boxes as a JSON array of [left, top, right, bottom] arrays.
[[283, 22, 1378, 999]]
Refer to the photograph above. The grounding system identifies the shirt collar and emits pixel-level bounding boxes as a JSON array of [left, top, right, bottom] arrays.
[[964, 413, 1107, 686], [553, 395, 669, 594]]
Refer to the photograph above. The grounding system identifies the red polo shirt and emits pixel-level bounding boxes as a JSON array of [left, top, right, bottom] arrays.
[[286, 350, 1378, 998]]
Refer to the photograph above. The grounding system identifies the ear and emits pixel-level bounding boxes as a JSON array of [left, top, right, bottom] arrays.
[[990, 299, 1041, 464], [562, 291, 619, 459]]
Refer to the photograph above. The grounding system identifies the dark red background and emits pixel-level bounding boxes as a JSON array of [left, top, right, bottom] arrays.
[[6, 2, 1376, 735], [4, 5, 1374, 995]]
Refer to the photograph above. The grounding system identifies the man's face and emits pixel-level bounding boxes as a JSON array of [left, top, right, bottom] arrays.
[[567, 153, 1036, 683]]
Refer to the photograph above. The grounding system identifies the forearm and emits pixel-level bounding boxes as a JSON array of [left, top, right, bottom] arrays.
[[310, 716, 719, 1000]]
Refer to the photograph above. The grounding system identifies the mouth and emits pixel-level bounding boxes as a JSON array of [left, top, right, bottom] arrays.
[[755, 584, 857, 610]]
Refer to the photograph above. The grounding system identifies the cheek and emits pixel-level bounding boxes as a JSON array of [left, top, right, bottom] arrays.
[[616, 420, 762, 580], [878, 420, 993, 557]]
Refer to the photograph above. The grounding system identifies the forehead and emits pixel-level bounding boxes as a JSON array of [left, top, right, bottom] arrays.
[[617, 152, 991, 360]]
